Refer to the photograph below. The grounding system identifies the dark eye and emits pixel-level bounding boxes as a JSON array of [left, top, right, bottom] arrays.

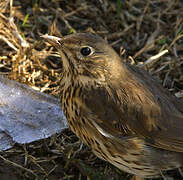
[[80, 47, 92, 56]]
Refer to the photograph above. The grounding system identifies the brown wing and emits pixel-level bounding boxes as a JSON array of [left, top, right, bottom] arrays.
[[82, 85, 134, 139], [83, 64, 183, 152], [125, 64, 183, 152]]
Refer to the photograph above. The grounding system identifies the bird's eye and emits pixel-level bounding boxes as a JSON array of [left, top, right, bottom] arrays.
[[80, 47, 92, 56]]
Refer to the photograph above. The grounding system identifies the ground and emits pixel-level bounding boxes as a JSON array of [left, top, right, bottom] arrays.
[[0, 0, 183, 179]]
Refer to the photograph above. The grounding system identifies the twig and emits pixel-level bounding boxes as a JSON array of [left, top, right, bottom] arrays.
[[0, 155, 38, 177], [106, 24, 135, 40], [0, 34, 18, 51], [168, 33, 183, 50], [137, 49, 168, 68], [9, 17, 30, 48], [133, 35, 164, 59]]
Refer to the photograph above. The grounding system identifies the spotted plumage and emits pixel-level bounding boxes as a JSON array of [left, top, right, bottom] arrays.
[[43, 33, 183, 180]]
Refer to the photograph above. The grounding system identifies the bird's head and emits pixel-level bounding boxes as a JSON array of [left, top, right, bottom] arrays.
[[42, 33, 124, 84]]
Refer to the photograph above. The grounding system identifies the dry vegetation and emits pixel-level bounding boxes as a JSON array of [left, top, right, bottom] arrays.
[[0, 0, 183, 179]]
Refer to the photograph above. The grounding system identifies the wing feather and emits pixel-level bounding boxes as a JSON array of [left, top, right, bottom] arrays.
[[83, 64, 183, 152]]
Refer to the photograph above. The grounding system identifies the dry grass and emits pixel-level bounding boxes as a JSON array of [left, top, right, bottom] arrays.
[[0, 0, 183, 179]]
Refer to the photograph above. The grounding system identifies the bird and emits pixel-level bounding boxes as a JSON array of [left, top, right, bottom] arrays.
[[42, 33, 183, 180]]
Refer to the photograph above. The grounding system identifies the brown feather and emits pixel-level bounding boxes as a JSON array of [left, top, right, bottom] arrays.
[[43, 33, 183, 178]]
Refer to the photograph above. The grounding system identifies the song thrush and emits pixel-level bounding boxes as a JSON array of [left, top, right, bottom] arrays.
[[42, 33, 183, 180]]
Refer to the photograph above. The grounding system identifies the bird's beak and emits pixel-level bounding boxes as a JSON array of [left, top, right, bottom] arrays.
[[41, 34, 62, 48]]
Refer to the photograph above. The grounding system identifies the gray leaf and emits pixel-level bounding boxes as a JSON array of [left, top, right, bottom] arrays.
[[0, 76, 68, 150]]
